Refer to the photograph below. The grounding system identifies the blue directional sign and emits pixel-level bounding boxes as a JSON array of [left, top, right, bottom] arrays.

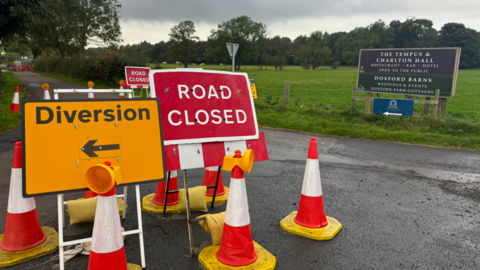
[[373, 98, 414, 116]]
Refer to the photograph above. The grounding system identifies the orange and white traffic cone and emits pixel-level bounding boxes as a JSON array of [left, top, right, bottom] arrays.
[[84, 190, 98, 199], [202, 167, 226, 196], [119, 80, 126, 99], [294, 137, 328, 228], [199, 150, 276, 270], [88, 186, 127, 269], [152, 171, 179, 206], [9, 86, 19, 113], [279, 137, 342, 240], [216, 150, 256, 266], [0, 142, 45, 251], [0, 142, 59, 266], [42, 84, 51, 100], [88, 81, 94, 99]]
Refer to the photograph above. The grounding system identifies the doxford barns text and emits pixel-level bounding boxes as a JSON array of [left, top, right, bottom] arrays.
[[357, 48, 461, 98]]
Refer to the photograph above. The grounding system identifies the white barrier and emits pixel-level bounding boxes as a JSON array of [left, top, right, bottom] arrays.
[[53, 88, 145, 269]]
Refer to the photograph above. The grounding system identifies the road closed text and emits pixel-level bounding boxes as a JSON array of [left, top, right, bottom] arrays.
[[166, 84, 247, 126]]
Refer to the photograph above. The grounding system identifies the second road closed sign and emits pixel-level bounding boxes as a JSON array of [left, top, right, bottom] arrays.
[[150, 69, 259, 145]]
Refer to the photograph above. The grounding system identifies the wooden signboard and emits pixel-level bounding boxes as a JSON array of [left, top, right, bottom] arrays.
[[356, 48, 461, 98]]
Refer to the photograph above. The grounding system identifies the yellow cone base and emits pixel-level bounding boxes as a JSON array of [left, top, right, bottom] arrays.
[[0, 226, 59, 267], [127, 263, 142, 270], [142, 193, 178, 214], [205, 187, 229, 205], [280, 211, 342, 240], [199, 241, 276, 270], [76, 197, 127, 214]]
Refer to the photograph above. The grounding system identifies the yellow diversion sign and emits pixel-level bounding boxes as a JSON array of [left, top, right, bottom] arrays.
[[22, 99, 165, 197]]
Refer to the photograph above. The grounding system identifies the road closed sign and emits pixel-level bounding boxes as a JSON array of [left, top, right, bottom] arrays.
[[150, 70, 259, 145], [125, 66, 151, 87], [22, 99, 165, 197]]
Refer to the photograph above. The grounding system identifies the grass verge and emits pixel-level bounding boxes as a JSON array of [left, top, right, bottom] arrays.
[[0, 72, 28, 133], [33, 66, 480, 149], [255, 101, 480, 149]]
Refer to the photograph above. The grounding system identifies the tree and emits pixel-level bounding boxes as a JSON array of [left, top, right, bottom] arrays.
[[390, 18, 436, 48], [271, 55, 286, 70], [296, 31, 332, 69], [167, 21, 198, 68], [0, 0, 40, 40], [256, 35, 271, 70], [436, 23, 480, 69], [207, 16, 266, 70], [29, 0, 122, 57]]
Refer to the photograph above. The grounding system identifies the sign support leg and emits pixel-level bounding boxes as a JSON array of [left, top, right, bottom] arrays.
[[61, 194, 65, 228], [211, 166, 222, 208], [163, 171, 171, 216], [57, 194, 65, 270], [183, 169, 195, 257], [122, 187, 128, 219], [135, 184, 146, 268]]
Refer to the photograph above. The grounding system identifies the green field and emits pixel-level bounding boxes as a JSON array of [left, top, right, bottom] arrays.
[[37, 64, 480, 149]]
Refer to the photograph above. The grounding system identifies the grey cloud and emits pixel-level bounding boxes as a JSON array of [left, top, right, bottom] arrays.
[[120, 0, 478, 26]]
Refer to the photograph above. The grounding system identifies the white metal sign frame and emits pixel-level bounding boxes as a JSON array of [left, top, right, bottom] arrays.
[[53, 88, 145, 270]]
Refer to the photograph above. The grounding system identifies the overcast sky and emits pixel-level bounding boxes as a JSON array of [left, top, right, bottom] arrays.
[[119, 0, 480, 45]]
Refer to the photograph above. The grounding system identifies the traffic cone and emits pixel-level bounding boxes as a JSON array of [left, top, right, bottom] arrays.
[[88, 171, 128, 270], [42, 84, 51, 100], [152, 171, 179, 206], [202, 167, 226, 196], [199, 150, 276, 270], [216, 150, 257, 266], [9, 86, 19, 113], [0, 142, 46, 251], [279, 137, 342, 240], [88, 81, 94, 99], [119, 80, 126, 99], [84, 190, 98, 199], [294, 137, 328, 228]]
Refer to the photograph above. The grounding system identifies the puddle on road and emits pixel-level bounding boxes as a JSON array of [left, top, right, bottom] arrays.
[[320, 153, 480, 184], [28, 82, 42, 87]]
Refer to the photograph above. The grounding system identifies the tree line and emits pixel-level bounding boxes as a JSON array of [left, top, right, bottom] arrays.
[[119, 17, 480, 70], [1, 0, 479, 69]]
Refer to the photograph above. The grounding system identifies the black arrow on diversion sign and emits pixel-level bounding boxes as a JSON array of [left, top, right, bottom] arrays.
[[81, 140, 120, 158]]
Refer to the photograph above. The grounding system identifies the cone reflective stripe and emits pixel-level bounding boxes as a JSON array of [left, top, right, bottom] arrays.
[[88, 87, 94, 99], [294, 137, 328, 228], [0, 142, 46, 251], [42, 84, 51, 100], [119, 85, 125, 99], [10, 86, 19, 113], [152, 170, 179, 206], [88, 187, 128, 270], [43, 89, 50, 100], [203, 166, 226, 196], [216, 151, 257, 266]]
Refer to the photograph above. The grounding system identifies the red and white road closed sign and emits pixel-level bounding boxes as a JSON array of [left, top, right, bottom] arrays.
[[150, 70, 259, 145], [125, 66, 151, 87]]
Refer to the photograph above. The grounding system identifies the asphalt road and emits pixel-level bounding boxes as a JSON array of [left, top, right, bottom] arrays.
[[1, 72, 480, 269]]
